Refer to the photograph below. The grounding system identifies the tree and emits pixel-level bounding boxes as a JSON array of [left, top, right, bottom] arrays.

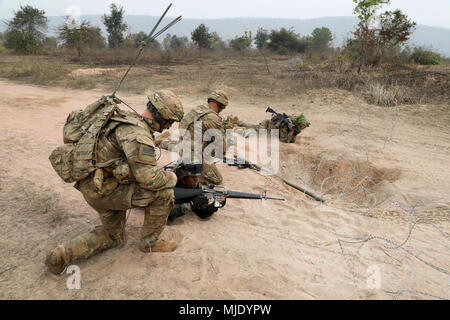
[[267, 28, 307, 54], [311, 27, 333, 53], [163, 33, 189, 50], [191, 24, 212, 49], [0, 32, 3, 41], [255, 28, 269, 50], [102, 3, 128, 49], [133, 31, 160, 50], [230, 31, 252, 51], [352, 0, 416, 71], [58, 18, 106, 60], [379, 10, 416, 49], [4, 5, 48, 54], [43, 36, 57, 49], [210, 32, 226, 50]]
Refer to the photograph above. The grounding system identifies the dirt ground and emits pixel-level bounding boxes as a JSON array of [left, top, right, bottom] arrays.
[[0, 77, 448, 300]]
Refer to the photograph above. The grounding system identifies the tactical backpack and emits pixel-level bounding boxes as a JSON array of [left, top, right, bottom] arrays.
[[49, 97, 120, 183]]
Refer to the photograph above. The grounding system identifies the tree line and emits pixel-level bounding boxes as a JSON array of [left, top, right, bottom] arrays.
[[0, 1, 442, 66], [0, 4, 335, 57]]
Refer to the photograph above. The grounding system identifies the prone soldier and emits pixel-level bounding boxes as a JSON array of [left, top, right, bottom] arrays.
[[227, 107, 310, 143], [168, 162, 226, 221]]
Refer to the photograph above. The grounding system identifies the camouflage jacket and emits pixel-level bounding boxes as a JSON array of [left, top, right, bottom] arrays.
[[162, 104, 226, 155], [81, 111, 176, 196]]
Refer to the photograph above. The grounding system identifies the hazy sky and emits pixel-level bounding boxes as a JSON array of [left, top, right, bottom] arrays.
[[1, 0, 449, 28]]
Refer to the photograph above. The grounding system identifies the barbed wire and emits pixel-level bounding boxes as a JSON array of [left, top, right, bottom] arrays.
[[308, 100, 449, 300]]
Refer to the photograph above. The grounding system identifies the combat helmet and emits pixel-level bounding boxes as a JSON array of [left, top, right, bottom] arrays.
[[175, 162, 203, 180], [208, 89, 229, 107], [148, 89, 184, 122]]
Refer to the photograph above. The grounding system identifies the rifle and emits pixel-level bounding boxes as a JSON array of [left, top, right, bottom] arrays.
[[266, 106, 291, 129], [223, 154, 324, 202], [174, 185, 285, 208]]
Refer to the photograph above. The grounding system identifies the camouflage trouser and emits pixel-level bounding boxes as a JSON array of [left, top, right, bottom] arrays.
[[168, 203, 190, 220], [200, 163, 223, 185], [62, 177, 174, 261]]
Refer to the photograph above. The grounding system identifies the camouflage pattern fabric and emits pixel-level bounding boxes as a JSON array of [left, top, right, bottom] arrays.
[[178, 105, 226, 185], [235, 115, 309, 143], [138, 188, 174, 252], [200, 163, 223, 185], [169, 203, 190, 220], [55, 112, 177, 263]]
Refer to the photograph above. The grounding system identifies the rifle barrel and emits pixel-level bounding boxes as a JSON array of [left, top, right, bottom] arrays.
[[265, 196, 285, 201], [227, 190, 263, 199], [227, 190, 284, 201]]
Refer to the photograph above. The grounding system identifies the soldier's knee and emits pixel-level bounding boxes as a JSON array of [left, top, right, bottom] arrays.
[[208, 173, 223, 185], [211, 175, 223, 185], [158, 188, 174, 200]]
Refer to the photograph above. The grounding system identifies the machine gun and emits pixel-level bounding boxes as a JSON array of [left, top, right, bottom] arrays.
[[174, 185, 285, 208], [266, 106, 292, 129]]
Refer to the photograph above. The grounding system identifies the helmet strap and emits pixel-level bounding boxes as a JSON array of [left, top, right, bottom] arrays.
[[147, 101, 166, 123]]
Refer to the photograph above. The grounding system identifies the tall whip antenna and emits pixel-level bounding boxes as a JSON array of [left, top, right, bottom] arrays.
[[111, 3, 182, 97]]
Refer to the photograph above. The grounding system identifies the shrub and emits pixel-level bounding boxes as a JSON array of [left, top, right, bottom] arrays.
[[230, 31, 252, 51], [0, 44, 7, 54], [410, 47, 441, 65], [267, 28, 308, 54]]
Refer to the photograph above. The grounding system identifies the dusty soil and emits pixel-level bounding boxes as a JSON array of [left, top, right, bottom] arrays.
[[0, 79, 448, 300]]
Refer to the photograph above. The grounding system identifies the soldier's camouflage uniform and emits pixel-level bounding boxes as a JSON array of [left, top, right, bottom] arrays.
[[236, 116, 309, 143], [59, 111, 177, 263], [169, 203, 190, 220], [178, 104, 226, 185]]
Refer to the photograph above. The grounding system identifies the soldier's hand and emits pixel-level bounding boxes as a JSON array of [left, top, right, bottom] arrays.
[[217, 195, 227, 207], [165, 171, 178, 188], [190, 195, 217, 220]]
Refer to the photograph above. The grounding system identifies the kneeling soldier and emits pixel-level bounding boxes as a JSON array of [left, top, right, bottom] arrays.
[[46, 90, 184, 275]]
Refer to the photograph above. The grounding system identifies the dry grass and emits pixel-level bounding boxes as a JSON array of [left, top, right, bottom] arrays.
[[0, 50, 448, 106], [0, 56, 72, 85], [364, 81, 423, 107]]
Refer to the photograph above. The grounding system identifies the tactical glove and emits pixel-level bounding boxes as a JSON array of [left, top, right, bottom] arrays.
[[190, 194, 218, 219]]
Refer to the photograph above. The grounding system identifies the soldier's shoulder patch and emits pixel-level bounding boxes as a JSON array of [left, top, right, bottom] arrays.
[[136, 134, 156, 165]]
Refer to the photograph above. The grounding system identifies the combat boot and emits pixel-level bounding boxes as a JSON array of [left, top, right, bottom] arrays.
[[46, 245, 72, 275], [151, 239, 177, 252], [46, 226, 124, 275], [139, 239, 177, 253]]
